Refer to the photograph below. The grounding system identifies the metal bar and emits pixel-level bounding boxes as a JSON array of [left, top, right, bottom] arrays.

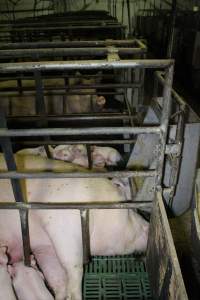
[[12, 139, 136, 146], [0, 201, 153, 210], [156, 65, 174, 186], [0, 40, 139, 49], [0, 126, 161, 137], [80, 209, 90, 264], [0, 48, 146, 59], [0, 59, 174, 73], [0, 113, 31, 266], [0, 25, 126, 32], [0, 83, 142, 92], [7, 115, 136, 122], [156, 71, 186, 109], [0, 170, 156, 179], [34, 71, 51, 159]]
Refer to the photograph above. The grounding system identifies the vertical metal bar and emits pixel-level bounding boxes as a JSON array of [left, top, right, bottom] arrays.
[[0, 112, 31, 266], [121, 0, 125, 23], [80, 209, 90, 265], [34, 70, 52, 158], [126, 0, 131, 36], [156, 64, 174, 187]]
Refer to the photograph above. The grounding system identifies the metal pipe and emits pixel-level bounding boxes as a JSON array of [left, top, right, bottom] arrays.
[[0, 126, 161, 137], [0, 47, 146, 59], [12, 139, 136, 146], [0, 170, 156, 179], [0, 59, 174, 73], [156, 71, 186, 109], [7, 115, 136, 122], [156, 64, 174, 186], [0, 40, 139, 49], [0, 201, 153, 210]]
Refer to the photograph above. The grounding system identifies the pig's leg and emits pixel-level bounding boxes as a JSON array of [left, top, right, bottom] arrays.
[[37, 210, 83, 300], [29, 212, 68, 300]]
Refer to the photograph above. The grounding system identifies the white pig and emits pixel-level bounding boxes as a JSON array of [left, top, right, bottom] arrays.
[[0, 247, 17, 300], [0, 154, 149, 300], [53, 144, 122, 168], [9, 262, 54, 300]]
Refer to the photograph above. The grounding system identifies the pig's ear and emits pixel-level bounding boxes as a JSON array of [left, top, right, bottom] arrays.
[[97, 96, 106, 107]]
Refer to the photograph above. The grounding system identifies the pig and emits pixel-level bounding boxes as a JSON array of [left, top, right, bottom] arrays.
[[0, 247, 17, 300], [16, 146, 52, 157], [0, 154, 149, 300], [9, 261, 54, 300], [0, 209, 69, 300], [0, 74, 106, 116], [53, 144, 122, 168], [92, 145, 122, 168]]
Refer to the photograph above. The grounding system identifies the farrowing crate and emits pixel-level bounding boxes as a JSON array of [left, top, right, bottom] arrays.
[[0, 54, 188, 299]]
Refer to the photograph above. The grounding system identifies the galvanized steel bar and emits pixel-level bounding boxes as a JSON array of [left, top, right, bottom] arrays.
[[0, 170, 156, 179], [156, 65, 174, 186], [0, 201, 153, 210], [0, 126, 161, 137], [13, 139, 136, 146], [156, 71, 186, 109], [80, 209, 90, 264], [0, 59, 173, 73]]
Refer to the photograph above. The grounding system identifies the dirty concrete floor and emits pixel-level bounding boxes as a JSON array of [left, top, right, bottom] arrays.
[[169, 211, 200, 299]]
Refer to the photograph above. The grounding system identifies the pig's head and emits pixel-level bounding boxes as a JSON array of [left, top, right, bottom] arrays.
[[92, 146, 122, 168], [111, 178, 134, 200], [53, 145, 75, 162]]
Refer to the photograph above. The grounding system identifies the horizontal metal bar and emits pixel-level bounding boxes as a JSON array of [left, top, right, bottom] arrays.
[[0, 48, 146, 59], [7, 115, 135, 122], [0, 25, 125, 33], [12, 139, 136, 146], [0, 126, 161, 137], [0, 201, 152, 210], [0, 83, 141, 92], [0, 170, 156, 179], [0, 40, 142, 50], [0, 59, 174, 73]]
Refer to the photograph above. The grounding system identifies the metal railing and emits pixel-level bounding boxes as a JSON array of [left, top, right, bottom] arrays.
[[0, 58, 174, 266]]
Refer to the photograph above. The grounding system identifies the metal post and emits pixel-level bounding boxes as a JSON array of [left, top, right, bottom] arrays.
[[156, 64, 174, 188], [34, 70, 52, 158]]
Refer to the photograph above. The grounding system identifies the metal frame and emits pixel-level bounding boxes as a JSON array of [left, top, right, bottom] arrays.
[[0, 58, 174, 266], [0, 39, 147, 112]]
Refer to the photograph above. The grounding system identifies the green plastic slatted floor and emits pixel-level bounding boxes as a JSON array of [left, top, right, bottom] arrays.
[[83, 255, 152, 300]]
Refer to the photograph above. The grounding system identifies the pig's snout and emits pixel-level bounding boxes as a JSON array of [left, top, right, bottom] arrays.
[[96, 96, 106, 107]]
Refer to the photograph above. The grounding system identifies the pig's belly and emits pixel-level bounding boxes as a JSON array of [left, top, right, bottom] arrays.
[[26, 178, 122, 203]]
